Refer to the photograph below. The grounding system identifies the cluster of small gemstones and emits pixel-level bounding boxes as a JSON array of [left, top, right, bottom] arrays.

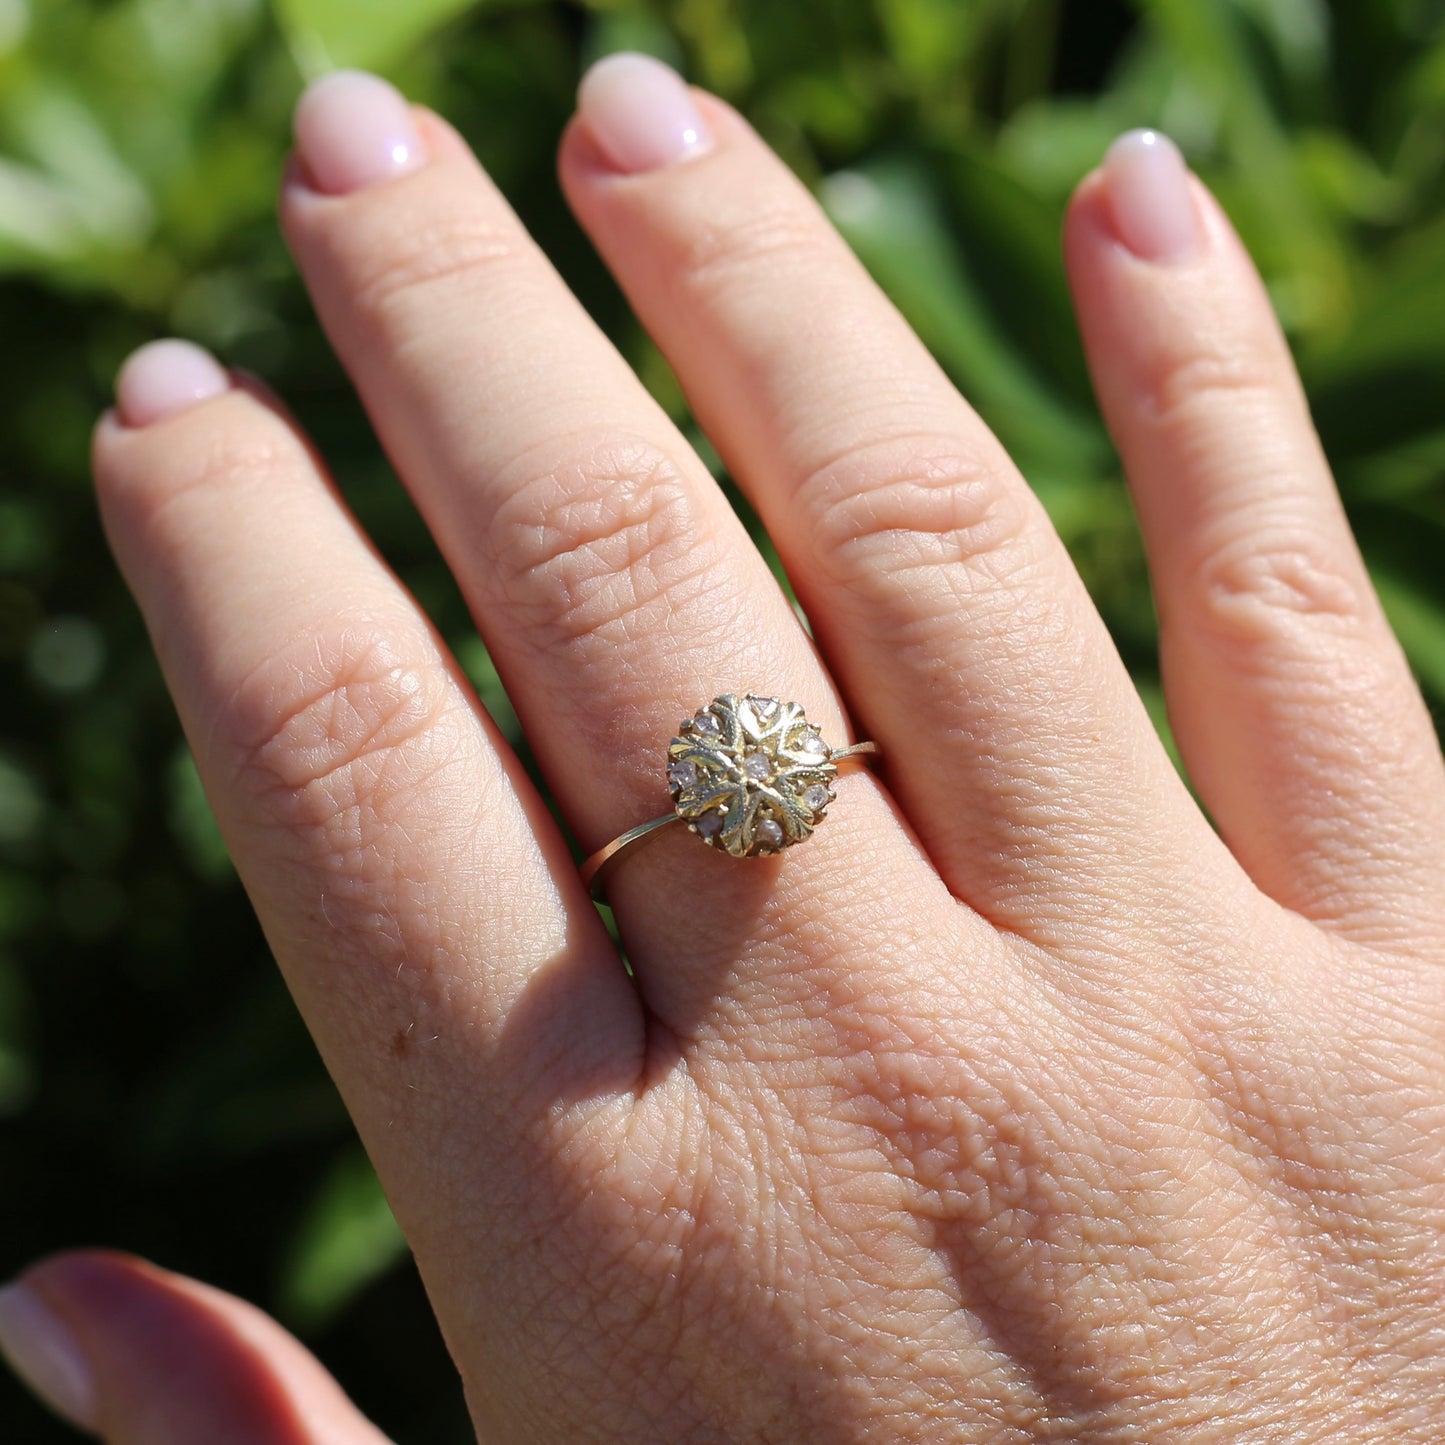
[[667, 694, 838, 857]]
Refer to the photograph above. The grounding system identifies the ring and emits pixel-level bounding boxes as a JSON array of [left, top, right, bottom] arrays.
[[580, 693, 879, 901]]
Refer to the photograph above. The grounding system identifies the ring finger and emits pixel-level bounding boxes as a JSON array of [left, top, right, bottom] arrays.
[[282, 73, 949, 1026]]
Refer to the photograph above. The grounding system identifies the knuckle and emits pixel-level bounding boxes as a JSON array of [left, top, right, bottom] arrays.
[[670, 202, 830, 296], [1191, 529, 1370, 654], [227, 623, 472, 854], [798, 432, 1034, 594], [345, 207, 529, 325], [489, 435, 727, 654], [101, 418, 300, 543], [1142, 343, 1286, 436]]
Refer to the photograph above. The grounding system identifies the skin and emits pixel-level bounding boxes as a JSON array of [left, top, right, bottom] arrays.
[[19, 81, 1445, 1443]]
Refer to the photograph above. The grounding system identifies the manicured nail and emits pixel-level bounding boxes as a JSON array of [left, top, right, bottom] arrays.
[[578, 52, 713, 174], [0, 1284, 97, 1431], [116, 339, 231, 427], [1102, 129, 1199, 264], [294, 70, 426, 195]]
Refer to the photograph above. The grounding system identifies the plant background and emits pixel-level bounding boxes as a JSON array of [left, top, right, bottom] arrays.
[[1, 0, 1442, 1438]]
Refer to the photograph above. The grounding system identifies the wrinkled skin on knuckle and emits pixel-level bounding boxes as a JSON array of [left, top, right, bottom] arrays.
[[1138, 337, 1294, 437], [487, 436, 740, 663], [219, 621, 481, 932], [668, 200, 831, 301], [1184, 525, 1373, 661], [98, 414, 307, 618], [800, 436, 1036, 602], [304, 178, 534, 336], [104, 425, 294, 538]]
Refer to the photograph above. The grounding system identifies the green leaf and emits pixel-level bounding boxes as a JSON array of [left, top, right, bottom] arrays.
[[820, 154, 1106, 477], [1374, 569, 1445, 703], [1138, 0, 1352, 336], [875, 0, 993, 91], [0, 948, 35, 1116], [166, 747, 233, 881], [1134, 676, 1185, 780], [997, 99, 1129, 198], [271, 0, 488, 76], [0, 64, 153, 275], [279, 1146, 409, 1329], [0, 753, 44, 848]]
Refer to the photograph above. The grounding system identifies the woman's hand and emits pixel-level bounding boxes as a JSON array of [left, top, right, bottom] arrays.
[[8, 54, 1445, 1442]]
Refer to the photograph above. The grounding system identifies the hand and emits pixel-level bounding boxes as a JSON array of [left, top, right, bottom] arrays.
[[7, 54, 1445, 1442]]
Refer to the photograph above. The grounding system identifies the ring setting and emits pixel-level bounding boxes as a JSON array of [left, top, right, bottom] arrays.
[[669, 694, 838, 857], [580, 693, 877, 899]]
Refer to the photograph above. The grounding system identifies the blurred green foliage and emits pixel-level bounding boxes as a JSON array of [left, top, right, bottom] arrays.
[[2, 0, 1442, 1438]]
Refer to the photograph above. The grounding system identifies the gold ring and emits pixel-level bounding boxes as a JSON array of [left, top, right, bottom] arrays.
[[580, 693, 878, 902]]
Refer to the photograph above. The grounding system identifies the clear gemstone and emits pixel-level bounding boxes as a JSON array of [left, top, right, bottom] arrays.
[[695, 809, 724, 841], [801, 733, 828, 755], [804, 783, 830, 812], [743, 752, 772, 782], [755, 818, 784, 850], [692, 712, 721, 736], [751, 695, 779, 719], [668, 759, 697, 790]]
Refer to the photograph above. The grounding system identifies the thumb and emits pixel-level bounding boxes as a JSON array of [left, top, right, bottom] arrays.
[[0, 1251, 393, 1443]]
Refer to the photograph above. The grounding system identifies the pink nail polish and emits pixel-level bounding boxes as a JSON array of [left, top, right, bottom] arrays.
[[1102, 129, 1200, 264], [293, 70, 426, 195], [115, 339, 231, 428], [578, 52, 713, 174], [0, 1284, 96, 1431]]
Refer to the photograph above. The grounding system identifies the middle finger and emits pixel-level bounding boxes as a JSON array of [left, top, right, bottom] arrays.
[[281, 73, 947, 1022]]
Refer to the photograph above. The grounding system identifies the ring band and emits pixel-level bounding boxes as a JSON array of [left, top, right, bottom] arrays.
[[580, 693, 879, 901]]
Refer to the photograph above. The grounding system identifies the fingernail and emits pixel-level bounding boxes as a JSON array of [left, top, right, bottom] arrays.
[[293, 70, 426, 195], [116, 339, 231, 427], [1102, 129, 1199, 264], [578, 52, 713, 174], [0, 1284, 97, 1431]]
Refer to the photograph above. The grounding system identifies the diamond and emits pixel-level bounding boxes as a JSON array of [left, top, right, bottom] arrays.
[[695, 809, 724, 841], [743, 752, 772, 782], [668, 759, 698, 791], [800, 733, 828, 756], [692, 712, 721, 736], [804, 783, 830, 812], [751, 695, 779, 719], [755, 818, 784, 850]]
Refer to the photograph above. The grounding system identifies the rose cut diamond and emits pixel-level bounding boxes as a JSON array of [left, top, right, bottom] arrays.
[[743, 752, 772, 781]]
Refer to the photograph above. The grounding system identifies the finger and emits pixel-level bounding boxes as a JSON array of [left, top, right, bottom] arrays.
[[93, 344, 636, 1338], [560, 56, 1212, 937], [1064, 133, 1445, 943], [281, 73, 949, 1018], [0, 1251, 392, 1443]]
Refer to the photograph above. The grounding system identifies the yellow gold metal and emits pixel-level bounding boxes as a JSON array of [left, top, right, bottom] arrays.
[[579, 694, 878, 902]]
